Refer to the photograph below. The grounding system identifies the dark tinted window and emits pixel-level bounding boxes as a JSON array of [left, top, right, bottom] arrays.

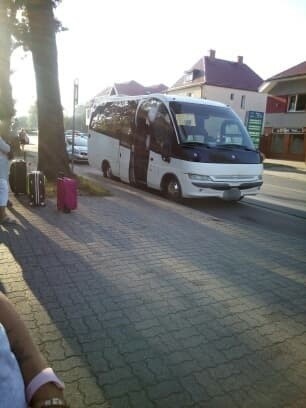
[[89, 102, 117, 138], [89, 100, 137, 144], [137, 99, 174, 153], [119, 101, 137, 146]]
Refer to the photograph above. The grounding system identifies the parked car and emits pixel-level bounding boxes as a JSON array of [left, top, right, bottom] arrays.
[[66, 136, 88, 162], [65, 130, 81, 137]]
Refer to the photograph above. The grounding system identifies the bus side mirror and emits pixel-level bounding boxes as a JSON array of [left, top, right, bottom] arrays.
[[259, 151, 265, 163]]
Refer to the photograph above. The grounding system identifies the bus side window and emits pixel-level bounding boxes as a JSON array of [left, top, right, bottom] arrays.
[[151, 105, 174, 153], [120, 101, 137, 146], [90, 102, 119, 138], [90, 105, 105, 132], [136, 99, 174, 154]]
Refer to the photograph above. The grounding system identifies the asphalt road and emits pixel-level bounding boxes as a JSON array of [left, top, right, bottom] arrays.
[[249, 172, 306, 213], [74, 163, 306, 241]]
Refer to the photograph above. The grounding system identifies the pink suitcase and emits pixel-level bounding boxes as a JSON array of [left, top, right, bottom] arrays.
[[57, 176, 77, 213]]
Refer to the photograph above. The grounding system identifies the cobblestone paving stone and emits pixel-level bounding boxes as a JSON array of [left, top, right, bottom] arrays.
[[1, 188, 306, 407]]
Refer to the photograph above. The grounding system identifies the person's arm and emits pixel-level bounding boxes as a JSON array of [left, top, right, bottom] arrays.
[[0, 136, 10, 154], [0, 293, 66, 407]]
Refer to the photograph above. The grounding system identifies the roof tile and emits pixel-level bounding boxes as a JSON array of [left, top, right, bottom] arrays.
[[267, 61, 306, 80], [171, 56, 262, 91]]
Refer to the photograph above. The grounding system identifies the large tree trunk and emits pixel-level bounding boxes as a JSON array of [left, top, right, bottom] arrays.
[[0, 0, 15, 141], [25, 0, 71, 180]]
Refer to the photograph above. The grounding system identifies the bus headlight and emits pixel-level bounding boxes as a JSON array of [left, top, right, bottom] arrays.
[[188, 174, 212, 181]]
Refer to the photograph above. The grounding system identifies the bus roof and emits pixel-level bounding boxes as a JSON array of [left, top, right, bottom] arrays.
[[92, 93, 227, 108]]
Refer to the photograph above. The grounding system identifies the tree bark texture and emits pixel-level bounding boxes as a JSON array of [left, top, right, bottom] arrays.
[[0, 0, 15, 140], [25, 0, 71, 179]]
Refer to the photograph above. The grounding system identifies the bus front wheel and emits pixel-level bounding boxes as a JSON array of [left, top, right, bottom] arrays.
[[164, 177, 182, 201]]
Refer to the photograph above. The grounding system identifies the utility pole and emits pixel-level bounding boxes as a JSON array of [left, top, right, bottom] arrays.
[[71, 78, 79, 173]]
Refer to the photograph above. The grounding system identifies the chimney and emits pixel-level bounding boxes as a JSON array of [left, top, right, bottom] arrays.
[[209, 49, 216, 59], [238, 55, 243, 64]]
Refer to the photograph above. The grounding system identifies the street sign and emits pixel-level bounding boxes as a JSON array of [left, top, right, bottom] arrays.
[[74, 79, 79, 105], [245, 111, 264, 148]]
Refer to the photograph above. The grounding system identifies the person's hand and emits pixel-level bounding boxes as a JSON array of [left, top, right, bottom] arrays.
[[29, 382, 65, 407]]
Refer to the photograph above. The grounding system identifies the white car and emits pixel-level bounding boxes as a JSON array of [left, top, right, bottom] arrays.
[[66, 136, 88, 162]]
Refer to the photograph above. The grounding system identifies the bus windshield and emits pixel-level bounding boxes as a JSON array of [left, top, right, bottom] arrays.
[[170, 101, 255, 150]]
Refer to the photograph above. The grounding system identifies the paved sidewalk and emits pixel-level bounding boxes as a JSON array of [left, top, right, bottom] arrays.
[[263, 158, 306, 173], [263, 159, 306, 181], [1, 155, 306, 407]]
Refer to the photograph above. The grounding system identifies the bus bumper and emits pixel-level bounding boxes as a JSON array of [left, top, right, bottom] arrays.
[[181, 177, 263, 200]]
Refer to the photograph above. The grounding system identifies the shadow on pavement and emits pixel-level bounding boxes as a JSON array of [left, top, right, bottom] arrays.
[[263, 162, 306, 175], [1, 192, 306, 407]]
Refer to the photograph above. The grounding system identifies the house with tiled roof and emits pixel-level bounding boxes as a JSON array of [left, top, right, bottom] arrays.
[[95, 80, 167, 98], [259, 61, 306, 161], [167, 50, 267, 126]]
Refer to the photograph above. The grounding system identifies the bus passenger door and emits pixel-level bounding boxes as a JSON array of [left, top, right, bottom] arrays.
[[119, 143, 130, 183], [134, 98, 175, 188], [133, 123, 150, 185], [147, 104, 175, 190]]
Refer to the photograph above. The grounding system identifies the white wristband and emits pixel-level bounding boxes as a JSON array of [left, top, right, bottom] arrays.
[[26, 367, 65, 403]]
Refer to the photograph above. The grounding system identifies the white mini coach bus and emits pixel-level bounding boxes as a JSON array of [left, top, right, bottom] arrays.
[[88, 94, 263, 201]]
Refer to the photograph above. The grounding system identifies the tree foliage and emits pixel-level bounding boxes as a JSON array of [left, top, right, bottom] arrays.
[[0, 0, 71, 179], [27, 102, 37, 128], [64, 105, 87, 132]]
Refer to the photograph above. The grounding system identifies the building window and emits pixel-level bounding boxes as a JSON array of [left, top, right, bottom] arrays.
[[187, 92, 193, 97], [287, 94, 306, 112], [184, 71, 193, 82], [241, 95, 246, 109], [230, 93, 234, 100]]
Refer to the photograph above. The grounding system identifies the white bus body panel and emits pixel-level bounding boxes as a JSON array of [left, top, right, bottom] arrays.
[[173, 161, 262, 198], [88, 132, 120, 177], [119, 145, 131, 183], [147, 151, 169, 189], [148, 156, 263, 198]]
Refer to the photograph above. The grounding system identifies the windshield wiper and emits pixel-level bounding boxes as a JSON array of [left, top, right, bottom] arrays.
[[217, 144, 256, 152], [181, 142, 212, 147]]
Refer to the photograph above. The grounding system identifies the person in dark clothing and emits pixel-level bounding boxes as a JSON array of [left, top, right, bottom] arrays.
[[18, 128, 29, 145]]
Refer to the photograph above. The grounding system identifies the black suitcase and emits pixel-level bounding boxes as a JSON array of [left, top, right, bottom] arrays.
[[27, 171, 46, 206], [9, 160, 27, 194]]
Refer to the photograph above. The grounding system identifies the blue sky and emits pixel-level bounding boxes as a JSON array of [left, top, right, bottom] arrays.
[[11, 0, 306, 116]]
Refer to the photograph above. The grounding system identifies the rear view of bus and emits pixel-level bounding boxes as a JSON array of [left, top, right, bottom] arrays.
[[168, 97, 263, 200]]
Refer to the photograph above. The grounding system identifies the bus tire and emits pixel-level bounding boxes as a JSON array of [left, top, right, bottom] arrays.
[[163, 176, 182, 201]]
